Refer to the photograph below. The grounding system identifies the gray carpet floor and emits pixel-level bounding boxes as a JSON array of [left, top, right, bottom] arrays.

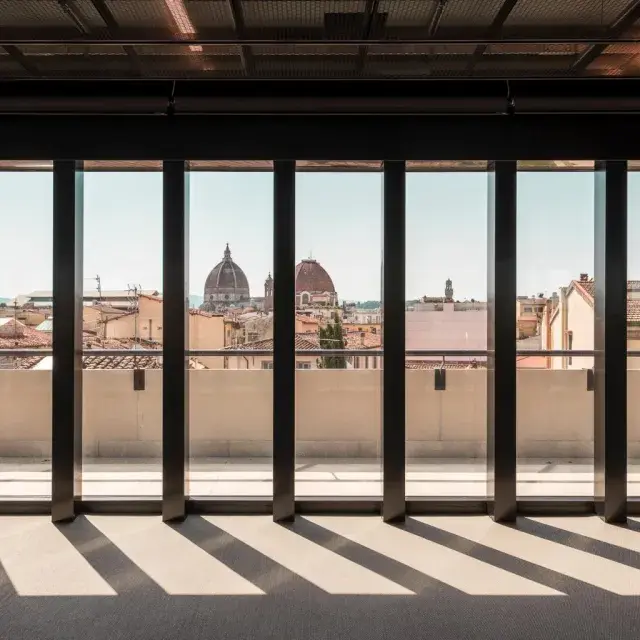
[[1, 515, 639, 640]]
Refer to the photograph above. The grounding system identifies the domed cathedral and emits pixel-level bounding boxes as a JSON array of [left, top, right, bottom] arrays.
[[295, 258, 338, 308], [201, 244, 251, 312]]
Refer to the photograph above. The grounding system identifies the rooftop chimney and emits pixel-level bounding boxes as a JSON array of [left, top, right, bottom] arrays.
[[580, 273, 589, 282]]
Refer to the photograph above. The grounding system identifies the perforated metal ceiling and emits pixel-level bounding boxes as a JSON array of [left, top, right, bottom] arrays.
[[0, 0, 639, 78]]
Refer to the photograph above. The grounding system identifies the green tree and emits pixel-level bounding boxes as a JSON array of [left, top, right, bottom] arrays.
[[317, 312, 346, 369]]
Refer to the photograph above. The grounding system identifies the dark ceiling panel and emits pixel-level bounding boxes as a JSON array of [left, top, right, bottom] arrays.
[[104, 0, 172, 28], [0, 0, 639, 78], [504, 0, 630, 27], [242, 0, 366, 28], [186, 0, 235, 28], [377, 0, 438, 27], [0, 0, 78, 27], [438, 0, 507, 29]]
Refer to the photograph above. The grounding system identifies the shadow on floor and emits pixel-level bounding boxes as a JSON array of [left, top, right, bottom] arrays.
[[0, 515, 634, 639]]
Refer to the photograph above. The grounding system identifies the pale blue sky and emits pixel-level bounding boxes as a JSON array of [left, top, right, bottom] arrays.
[[1, 170, 639, 301]]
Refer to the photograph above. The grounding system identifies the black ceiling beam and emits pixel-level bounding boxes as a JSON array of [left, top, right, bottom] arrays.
[[572, 0, 640, 72], [357, 0, 380, 72], [2, 78, 640, 113], [3, 112, 640, 161], [2, 45, 39, 76], [85, 0, 142, 75], [467, 0, 520, 73], [429, 0, 448, 37], [0, 25, 637, 45], [228, 0, 254, 75]]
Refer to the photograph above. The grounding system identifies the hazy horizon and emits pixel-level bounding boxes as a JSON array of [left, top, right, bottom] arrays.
[[1, 170, 639, 302]]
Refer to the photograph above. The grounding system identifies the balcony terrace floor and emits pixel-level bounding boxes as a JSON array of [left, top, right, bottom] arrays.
[[0, 458, 636, 499]]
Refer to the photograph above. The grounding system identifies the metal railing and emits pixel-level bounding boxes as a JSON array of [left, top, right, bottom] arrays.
[[5, 348, 640, 357]]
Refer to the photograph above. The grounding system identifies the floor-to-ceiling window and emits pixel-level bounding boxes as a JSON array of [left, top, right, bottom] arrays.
[[516, 161, 595, 498], [82, 161, 163, 499], [0, 162, 53, 500], [294, 162, 383, 498], [628, 163, 640, 498], [188, 162, 274, 498], [405, 161, 488, 498]]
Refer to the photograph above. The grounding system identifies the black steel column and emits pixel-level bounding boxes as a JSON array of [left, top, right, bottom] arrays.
[[162, 161, 189, 522], [594, 160, 627, 524], [51, 160, 84, 523], [487, 161, 517, 523], [273, 160, 296, 522], [382, 160, 406, 522]]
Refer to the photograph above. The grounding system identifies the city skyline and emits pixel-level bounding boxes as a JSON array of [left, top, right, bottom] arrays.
[[2, 170, 640, 301]]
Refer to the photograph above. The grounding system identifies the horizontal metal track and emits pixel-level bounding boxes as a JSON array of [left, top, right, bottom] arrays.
[[0, 498, 638, 516], [1, 37, 640, 46], [4, 349, 638, 357]]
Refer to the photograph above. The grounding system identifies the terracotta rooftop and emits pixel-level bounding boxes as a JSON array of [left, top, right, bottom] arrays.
[[0, 324, 51, 349], [344, 332, 382, 350], [405, 360, 485, 370], [83, 355, 162, 370], [223, 335, 320, 351], [571, 278, 640, 321]]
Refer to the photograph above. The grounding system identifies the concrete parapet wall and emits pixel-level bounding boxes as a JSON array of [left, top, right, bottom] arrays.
[[0, 368, 632, 459]]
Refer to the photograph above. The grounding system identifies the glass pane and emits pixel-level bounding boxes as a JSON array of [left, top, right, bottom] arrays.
[[295, 166, 383, 498], [516, 165, 594, 497], [82, 166, 163, 499], [188, 166, 273, 498], [0, 168, 53, 500], [629, 169, 640, 498], [405, 166, 487, 498]]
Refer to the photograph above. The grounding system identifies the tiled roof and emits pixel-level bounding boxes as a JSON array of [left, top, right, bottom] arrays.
[[223, 335, 320, 351], [188, 308, 222, 318], [8, 355, 48, 370], [0, 325, 51, 349], [628, 300, 640, 322], [573, 279, 595, 299], [405, 360, 485, 370], [571, 278, 640, 321], [83, 355, 162, 370], [344, 331, 382, 350]]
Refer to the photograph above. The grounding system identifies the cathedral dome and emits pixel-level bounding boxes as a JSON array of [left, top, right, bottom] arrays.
[[295, 259, 335, 293], [203, 244, 250, 305]]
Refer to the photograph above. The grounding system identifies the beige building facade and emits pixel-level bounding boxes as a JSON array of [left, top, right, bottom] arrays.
[[103, 295, 225, 368], [542, 275, 640, 369]]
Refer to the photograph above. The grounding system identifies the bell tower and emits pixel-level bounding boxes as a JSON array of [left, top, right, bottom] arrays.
[[445, 278, 453, 301], [264, 272, 274, 312]]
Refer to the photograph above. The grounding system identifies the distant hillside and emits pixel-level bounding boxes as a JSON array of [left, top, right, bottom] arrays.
[[0, 298, 10, 305]]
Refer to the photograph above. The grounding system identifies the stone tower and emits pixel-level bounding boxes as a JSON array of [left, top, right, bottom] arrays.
[[445, 278, 453, 301], [264, 272, 274, 312]]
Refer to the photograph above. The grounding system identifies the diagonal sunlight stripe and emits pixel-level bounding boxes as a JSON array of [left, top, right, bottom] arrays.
[[0, 517, 115, 596], [530, 516, 640, 554], [419, 516, 640, 595], [205, 516, 413, 595], [87, 516, 263, 595], [307, 516, 563, 596]]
